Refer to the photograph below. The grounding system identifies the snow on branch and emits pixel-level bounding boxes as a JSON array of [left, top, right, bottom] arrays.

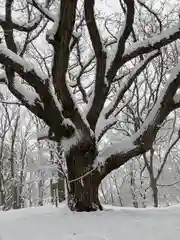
[[96, 117, 117, 142], [14, 80, 41, 106], [121, 23, 180, 66], [0, 71, 7, 83], [97, 60, 180, 177], [173, 93, 180, 105], [0, 44, 47, 83], [0, 44, 51, 116], [37, 128, 50, 140], [95, 51, 159, 141], [0, 14, 42, 32]]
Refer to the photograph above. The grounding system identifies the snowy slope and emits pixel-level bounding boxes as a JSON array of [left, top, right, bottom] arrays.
[[0, 203, 180, 240]]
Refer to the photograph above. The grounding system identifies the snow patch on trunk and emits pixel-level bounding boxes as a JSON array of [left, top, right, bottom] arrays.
[[61, 130, 82, 156]]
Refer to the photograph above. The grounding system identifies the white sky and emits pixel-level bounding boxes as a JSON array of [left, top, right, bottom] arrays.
[[96, 0, 120, 13]]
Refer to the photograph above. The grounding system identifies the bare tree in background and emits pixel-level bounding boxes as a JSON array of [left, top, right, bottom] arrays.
[[0, 100, 15, 207], [1, 0, 180, 211]]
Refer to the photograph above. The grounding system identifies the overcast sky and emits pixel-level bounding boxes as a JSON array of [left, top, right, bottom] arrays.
[[96, 0, 120, 14]]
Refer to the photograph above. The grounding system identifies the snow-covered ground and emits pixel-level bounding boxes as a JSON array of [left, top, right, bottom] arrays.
[[0, 203, 180, 240]]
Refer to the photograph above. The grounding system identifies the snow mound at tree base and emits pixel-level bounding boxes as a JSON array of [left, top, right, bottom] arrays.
[[0, 203, 180, 240]]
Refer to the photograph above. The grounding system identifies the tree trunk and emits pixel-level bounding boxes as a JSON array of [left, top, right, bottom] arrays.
[[67, 173, 102, 212], [57, 177, 65, 203], [68, 179, 102, 212], [0, 173, 4, 207], [38, 179, 44, 206], [65, 139, 103, 212], [151, 179, 158, 207], [130, 168, 138, 208], [12, 185, 18, 209]]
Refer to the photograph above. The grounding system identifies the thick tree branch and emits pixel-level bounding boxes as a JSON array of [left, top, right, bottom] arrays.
[[0, 44, 47, 91], [51, 0, 91, 138], [84, 0, 107, 130], [106, 0, 135, 82], [84, 0, 104, 58], [0, 1, 44, 135], [99, 61, 180, 178], [0, 45, 76, 140], [86, 0, 135, 130], [2, 1, 40, 120], [121, 24, 180, 66], [1, 1, 90, 143], [52, 0, 77, 110]]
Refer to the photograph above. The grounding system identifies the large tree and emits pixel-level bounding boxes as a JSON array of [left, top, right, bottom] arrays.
[[1, 0, 180, 211]]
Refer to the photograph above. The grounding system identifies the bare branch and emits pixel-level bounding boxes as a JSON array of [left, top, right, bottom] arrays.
[[28, 0, 54, 22], [156, 131, 180, 181], [0, 101, 22, 106], [105, 50, 159, 118], [137, 0, 162, 32]]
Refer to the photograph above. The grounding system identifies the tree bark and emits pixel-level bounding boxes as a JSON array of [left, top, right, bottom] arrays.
[[151, 179, 158, 207], [0, 169, 4, 207], [67, 173, 102, 212], [130, 168, 138, 208], [38, 178, 44, 206], [65, 139, 103, 212], [57, 177, 65, 203]]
